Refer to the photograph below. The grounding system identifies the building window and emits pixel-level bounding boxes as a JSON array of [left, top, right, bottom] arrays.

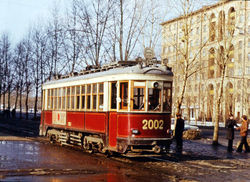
[[237, 80, 241, 89], [238, 53, 242, 62], [247, 66, 250, 75], [196, 39, 199, 46], [190, 40, 193, 47], [195, 84, 198, 92], [203, 25, 207, 32], [239, 14, 243, 23], [209, 13, 216, 42], [237, 94, 241, 102], [203, 49, 206, 57], [196, 27, 199, 34], [248, 53, 250, 61], [239, 41, 242, 49], [248, 39, 250, 48]]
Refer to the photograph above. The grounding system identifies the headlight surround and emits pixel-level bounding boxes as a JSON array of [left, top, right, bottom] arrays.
[[131, 129, 140, 135]]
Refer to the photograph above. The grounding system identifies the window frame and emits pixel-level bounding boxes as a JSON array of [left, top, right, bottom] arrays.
[[98, 83, 104, 111], [131, 81, 146, 111], [110, 82, 117, 111], [119, 81, 129, 110]]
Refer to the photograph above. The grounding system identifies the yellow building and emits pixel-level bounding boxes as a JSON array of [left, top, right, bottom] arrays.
[[161, 0, 250, 121]]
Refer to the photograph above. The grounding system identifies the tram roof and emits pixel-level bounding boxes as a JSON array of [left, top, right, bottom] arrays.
[[43, 62, 173, 88]]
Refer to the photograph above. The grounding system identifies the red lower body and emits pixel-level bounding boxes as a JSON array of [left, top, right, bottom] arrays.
[[40, 110, 172, 153]]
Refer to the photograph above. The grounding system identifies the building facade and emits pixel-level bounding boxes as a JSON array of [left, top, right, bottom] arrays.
[[161, 0, 250, 121]]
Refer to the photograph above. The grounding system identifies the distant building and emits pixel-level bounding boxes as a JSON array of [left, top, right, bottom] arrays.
[[161, 0, 250, 121]]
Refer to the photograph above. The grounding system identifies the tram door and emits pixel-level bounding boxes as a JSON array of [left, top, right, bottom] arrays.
[[109, 82, 117, 148]]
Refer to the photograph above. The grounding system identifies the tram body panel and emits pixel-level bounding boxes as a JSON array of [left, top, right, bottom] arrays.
[[108, 112, 118, 148], [85, 112, 107, 133], [66, 112, 85, 130]]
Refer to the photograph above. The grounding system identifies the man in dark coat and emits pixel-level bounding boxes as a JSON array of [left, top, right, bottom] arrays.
[[175, 113, 185, 153], [226, 114, 238, 152]]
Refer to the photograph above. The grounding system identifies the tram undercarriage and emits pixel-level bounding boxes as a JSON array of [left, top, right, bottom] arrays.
[[46, 128, 172, 156]]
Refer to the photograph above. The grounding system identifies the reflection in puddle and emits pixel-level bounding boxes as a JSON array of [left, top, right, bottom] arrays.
[[0, 141, 139, 182]]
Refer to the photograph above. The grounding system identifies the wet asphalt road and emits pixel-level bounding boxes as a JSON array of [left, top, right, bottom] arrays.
[[0, 120, 249, 182]]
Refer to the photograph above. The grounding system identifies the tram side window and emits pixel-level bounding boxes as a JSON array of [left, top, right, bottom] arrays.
[[48, 89, 51, 109], [51, 89, 55, 110], [55, 88, 58, 110], [81, 85, 85, 109], [120, 82, 128, 110], [93, 84, 97, 110], [148, 88, 161, 111], [58, 88, 62, 110], [163, 82, 172, 112], [71, 86, 75, 110], [76, 86, 80, 109], [132, 85, 145, 110], [98, 83, 104, 110], [67, 87, 70, 110], [111, 82, 117, 109], [62, 88, 66, 110], [87, 84, 91, 110]]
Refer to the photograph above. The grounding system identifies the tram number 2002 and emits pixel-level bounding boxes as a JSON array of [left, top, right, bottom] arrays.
[[142, 119, 164, 130]]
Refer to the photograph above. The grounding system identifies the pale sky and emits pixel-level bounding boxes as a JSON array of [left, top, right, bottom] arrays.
[[0, 0, 69, 43]]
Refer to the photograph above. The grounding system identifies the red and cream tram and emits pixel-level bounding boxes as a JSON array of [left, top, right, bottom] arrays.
[[40, 61, 173, 155]]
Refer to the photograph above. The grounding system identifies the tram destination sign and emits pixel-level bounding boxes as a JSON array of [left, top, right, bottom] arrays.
[[52, 111, 67, 125]]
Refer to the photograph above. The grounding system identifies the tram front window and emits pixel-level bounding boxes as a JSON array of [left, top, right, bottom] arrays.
[[148, 88, 161, 111], [120, 82, 128, 110], [163, 82, 172, 112], [111, 82, 117, 109], [133, 88, 144, 110]]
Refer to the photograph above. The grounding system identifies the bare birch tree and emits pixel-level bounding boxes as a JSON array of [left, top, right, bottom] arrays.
[[167, 0, 209, 114], [113, 0, 148, 61], [211, 7, 236, 145]]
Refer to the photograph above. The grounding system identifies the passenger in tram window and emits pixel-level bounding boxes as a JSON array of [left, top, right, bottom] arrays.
[[148, 88, 160, 111]]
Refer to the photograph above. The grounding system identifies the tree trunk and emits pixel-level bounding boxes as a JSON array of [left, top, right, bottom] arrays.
[[3, 84, 6, 110], [212, 67, 225, 145], [25, 87, 29, 120], [119, 0, 123, 62], [0, 80, 2, 111], [19, 83, 23, 119], [34, 85, 39, 119], [7, 83, 11, 110], [14, 85, 19, 109]]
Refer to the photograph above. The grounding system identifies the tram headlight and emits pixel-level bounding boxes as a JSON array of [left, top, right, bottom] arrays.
[[131, 129, 140, 135]]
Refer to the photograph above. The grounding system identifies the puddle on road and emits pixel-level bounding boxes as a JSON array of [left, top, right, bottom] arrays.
[[0, 141, 150, 182]]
